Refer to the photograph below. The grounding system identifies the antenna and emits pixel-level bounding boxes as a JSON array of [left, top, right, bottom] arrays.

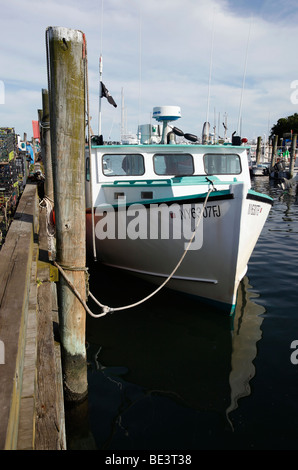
[[100, 0, 104, 56], [206, 9, 215, 142], [121, 87, 124, 140], [223, 113, 228, 141], [98, 55, 103, 136], [138, 3, 142, 139], [237, 16, 252, 135], [213, 107, 216, 144], [98, 0, 104, 135]]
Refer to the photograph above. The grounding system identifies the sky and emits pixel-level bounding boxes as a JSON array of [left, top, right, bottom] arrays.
[[1, 0, 298, 144]]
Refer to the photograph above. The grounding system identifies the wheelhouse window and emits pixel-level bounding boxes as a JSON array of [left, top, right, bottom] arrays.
[[203, 153, 241, 175], [102, 154, 145, 176], [153, 153, 194, 176]]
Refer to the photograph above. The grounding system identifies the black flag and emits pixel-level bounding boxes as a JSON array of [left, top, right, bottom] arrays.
[[101, 82, 117, 108]]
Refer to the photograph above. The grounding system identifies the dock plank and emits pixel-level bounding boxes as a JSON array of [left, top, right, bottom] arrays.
[[0, 183, 37, 449], [34, 205, 66, 450], [17, 243, 38, 450], [0, 183, 66, 450]]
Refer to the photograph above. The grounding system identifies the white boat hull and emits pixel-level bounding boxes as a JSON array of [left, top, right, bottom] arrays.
[[86, 183, 272, 314]]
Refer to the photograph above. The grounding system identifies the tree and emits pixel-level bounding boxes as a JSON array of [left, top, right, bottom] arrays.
[[271, 113, 298, 139]]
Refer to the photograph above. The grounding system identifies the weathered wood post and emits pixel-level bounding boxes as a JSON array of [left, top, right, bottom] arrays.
[[289, 134, 297, 178], [256, 136, 262, 164], [270, 134, 278, 169], [38, 109, 43, 162], [42, 89, 54, 201], [47, 26, 88, 402]]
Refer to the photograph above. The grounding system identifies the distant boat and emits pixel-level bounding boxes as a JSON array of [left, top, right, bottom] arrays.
[[86, 106, 273, 315], [251, 162, 270, 177]]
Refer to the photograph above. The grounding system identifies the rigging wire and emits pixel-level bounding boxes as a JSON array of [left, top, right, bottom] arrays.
[[138, 2, 142, 138], [237, 16, 253, 136], [85, 37, 97, 261], [100, 0, 104, 57], [98, 0, 104, 136], [206, 9, 216, 141]]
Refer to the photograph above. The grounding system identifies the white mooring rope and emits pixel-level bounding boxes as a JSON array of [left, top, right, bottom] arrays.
[[54, 187, 213, 318]]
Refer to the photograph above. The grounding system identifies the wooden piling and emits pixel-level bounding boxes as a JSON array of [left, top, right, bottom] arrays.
[[41, 89, 54, 201], [38, 109, 43, 147], [289, 134, 297, 178], [271, 135, 278, 168], [256, 136, 262, 164], [47, 26, 88, 402]]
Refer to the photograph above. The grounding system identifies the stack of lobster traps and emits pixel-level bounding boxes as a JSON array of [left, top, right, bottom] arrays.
[[0, 128, 27, 248]]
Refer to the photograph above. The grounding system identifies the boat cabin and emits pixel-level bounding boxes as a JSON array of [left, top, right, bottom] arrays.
[[85, 143, 251, 208]]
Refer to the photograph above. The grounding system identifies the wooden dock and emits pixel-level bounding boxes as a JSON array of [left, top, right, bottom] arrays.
[[0, 182, 66, 450]]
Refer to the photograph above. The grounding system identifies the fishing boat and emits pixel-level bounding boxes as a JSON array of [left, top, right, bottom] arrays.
[[85, 106, 273, 315], [251, 162, 270, 177]]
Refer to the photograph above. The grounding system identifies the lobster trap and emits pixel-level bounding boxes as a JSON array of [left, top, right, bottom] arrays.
[[0, 128, 27, 248]]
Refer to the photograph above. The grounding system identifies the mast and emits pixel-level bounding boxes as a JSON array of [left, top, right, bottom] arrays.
[[213, 107, 216, 144], [237, 17, 252, 136], [98, 55, 103, 136], [121, 87, 125, 141], [98, 0, 104, 136], [223, 113, 228, 141], [205, 9, 215, 143]]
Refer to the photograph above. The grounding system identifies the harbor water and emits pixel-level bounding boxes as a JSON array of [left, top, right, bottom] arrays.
[[66, 178, 298, 450]]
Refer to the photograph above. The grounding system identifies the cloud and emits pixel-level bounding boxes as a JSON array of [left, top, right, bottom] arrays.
[[0, 0, 297, 141]]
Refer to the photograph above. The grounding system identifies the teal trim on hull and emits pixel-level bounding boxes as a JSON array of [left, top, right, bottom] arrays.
[[247, 189, 274, 205], [102, 175, 236, 187], [181, 290, 236, 316], [96, 187, 274, 210], [96, 189, 233, 210]]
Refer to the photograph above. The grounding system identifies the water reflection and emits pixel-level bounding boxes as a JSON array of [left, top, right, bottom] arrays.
[[226, 277, 265, 428], [252, 178, 298, 236], [66, 263, 265, 450], [253, 176, 298, 206]]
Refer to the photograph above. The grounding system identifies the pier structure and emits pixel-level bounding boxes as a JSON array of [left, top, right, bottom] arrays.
[[0, 25, 90, 450], [0, 179, 66, 449]]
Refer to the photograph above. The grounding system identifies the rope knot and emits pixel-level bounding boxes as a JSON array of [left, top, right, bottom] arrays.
[[102, 305, 113, 315]]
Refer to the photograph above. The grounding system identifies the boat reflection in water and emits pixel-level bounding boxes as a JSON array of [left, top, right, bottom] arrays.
[[66, 265, 265, 450], [226, 276, 265, 430]]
